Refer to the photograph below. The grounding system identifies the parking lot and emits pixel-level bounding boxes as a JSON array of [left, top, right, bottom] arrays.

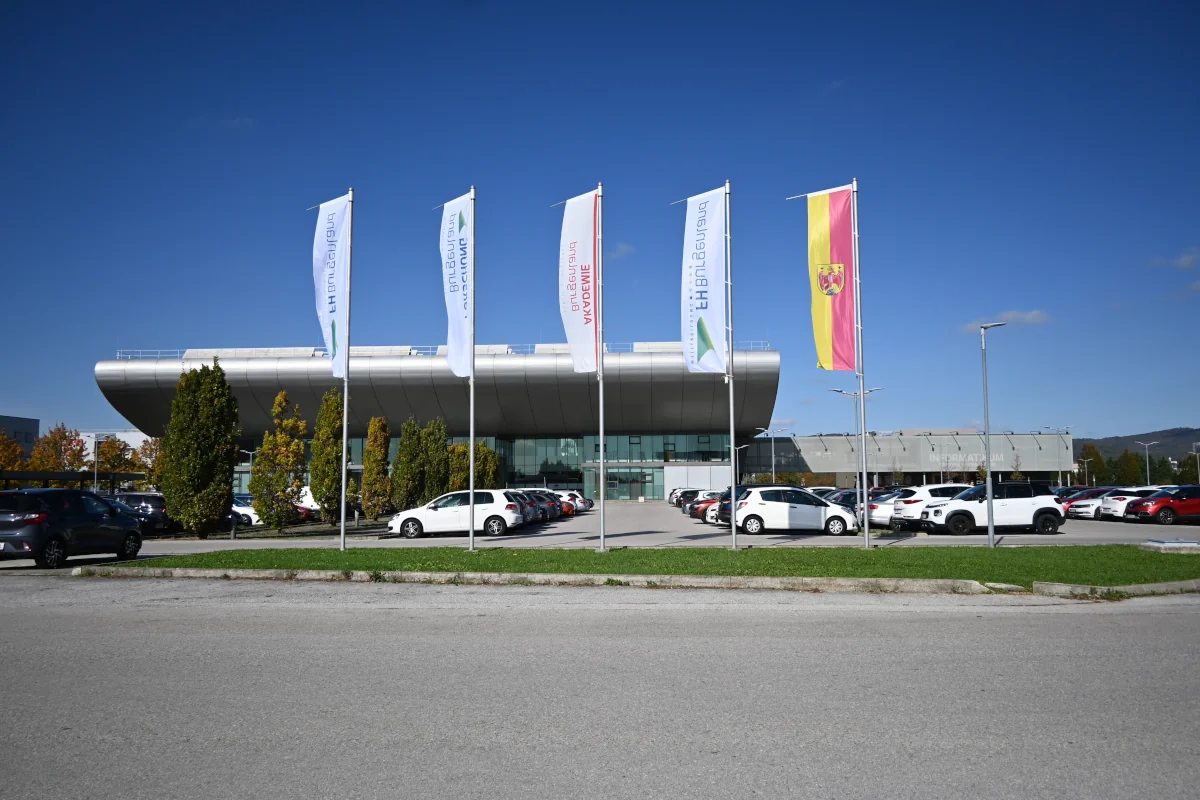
[[2, 500, 1190, 571]]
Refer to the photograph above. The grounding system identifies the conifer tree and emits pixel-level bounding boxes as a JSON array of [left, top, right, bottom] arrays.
[[249, 392, 308, 531]]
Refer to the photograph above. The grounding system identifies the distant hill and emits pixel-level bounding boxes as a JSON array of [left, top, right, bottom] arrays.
[[1074, 428, 1200, 462]]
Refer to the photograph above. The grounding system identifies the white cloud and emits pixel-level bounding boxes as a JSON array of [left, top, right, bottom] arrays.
[[819, 79, 847, 96], [607, 241, 635, 260], [959, 309, 1050, 333], [1154, 247, 1199, 270]]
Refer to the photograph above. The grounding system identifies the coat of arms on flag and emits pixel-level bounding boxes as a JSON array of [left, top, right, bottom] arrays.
[[817, 263, 845, 296]]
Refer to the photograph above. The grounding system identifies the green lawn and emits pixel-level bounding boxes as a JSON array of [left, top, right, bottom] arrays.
[[132, 545, 1200, 589]]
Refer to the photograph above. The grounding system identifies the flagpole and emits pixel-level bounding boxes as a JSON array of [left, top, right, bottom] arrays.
[[851, 177, 869, 548], [596, 182, 607, 552], [468, 186, 477, 553], [725, 180, 737, 551], [339, 187, 354, 553]]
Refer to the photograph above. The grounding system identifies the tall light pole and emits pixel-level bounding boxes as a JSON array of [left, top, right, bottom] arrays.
[[1042, 425, 1071, 487], [1135, 440, 1158, 485], [830, 387, 882, 541], [980, 322, 1006, 549], [1193, 443, 1199, 486], [1080, 457, 1092, 487], [92, 434, 115, 493], [755, 426, 785, 483]]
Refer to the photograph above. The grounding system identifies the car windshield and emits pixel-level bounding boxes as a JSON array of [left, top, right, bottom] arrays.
[[875, 492, 899, 502], [954, 486, 986, 501], [1064, 490, 1095, 500], [1146, 489, 1178, 498], [109, 499, 137, 514]]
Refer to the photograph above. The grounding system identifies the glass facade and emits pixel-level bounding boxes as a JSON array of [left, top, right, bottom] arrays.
[[233, 433, 729, 501]]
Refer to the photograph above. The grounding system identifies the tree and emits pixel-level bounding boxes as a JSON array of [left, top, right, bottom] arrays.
[[975, 462, 987, 483], [448, 440, 501, 492], [419, 418, 450, 504], [92, 438, 139, 477], [137, 438, 163, 489], [1150, 455, 1177, 485], [0, 430, 24, 471], [1009, 454, 1024, 481], [1113, 449, 1144, 486], [249, 392, 308, 532], [1178, 452, 1200, 485], [360, 416, 391, 518], [308, 386, 344, 520], [1077, 444, 1109, 485], [159, 360, 240, 536], [391, 417, 423, 511], [26, 423, 89, 486]]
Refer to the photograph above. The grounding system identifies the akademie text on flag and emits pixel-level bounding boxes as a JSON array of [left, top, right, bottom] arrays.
[[440, 192, 473, 378], [807, 185, 857, 371], [558, 190, 599, 373], [312, 193, 351, 378], [681, 187, 727, 374]]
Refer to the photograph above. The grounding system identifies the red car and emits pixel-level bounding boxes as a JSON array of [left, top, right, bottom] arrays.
[[1061, 487, 1114, 516], [1124, 486, 1200, 526]]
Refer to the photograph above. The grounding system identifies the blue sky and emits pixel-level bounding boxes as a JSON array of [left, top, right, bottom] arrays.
[[2, 0, 1196, 440]]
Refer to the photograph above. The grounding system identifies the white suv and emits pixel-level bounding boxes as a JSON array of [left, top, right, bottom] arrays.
[[891, 484, 971, 530], [388, 490, 524, 538], [735, 487, 859, 536], [1099, 487, 1168, 519], [922, 483, 1064, 535]]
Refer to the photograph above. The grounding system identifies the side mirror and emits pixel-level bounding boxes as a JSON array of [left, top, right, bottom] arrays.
[[977, 497, 985, 502]]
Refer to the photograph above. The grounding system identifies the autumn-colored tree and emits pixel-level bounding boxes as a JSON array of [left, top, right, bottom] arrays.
[[249, 392, 308, 532], [390, 417, 423, 511], [975, 462, 987, 483], [92, 438, 140, 477], [360, 416, 391, 518], [448, 440, 501, 492], [308, 386, 344, 520], [1009, 454, 1024, 481], [137, 438, 163, 489], [158, 360, 240, 536], [1112, 449, 1144, 486], [25, 423, 89, 486], [419, 418, 450, 504], [0, 430, 25, 471]]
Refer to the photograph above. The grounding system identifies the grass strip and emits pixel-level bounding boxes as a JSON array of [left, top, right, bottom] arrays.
[[133, 545, 1200, 590]]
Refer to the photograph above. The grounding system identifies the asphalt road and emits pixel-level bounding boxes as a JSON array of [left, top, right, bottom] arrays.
[[1, 577, 1197, 799], [3, 503, 1188, 571]]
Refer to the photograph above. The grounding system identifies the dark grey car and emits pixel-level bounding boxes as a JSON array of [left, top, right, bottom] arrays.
[[0, 489, 143, 568]]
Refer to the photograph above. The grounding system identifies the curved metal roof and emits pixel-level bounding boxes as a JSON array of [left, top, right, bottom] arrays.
[[95, 349, 780, 439]]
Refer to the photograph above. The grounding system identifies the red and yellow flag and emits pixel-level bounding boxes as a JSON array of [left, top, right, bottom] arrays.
[[808, 185, 856, 371]]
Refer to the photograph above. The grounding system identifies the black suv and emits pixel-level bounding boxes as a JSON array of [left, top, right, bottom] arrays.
[[114, 492, 177, 532], [0, 489, 143, 569]]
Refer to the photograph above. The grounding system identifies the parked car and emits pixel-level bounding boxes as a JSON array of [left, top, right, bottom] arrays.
[[808, 487, 838, 498], [824, 489, 860, 512], [716, 484, 806, 524], [674, 489, 701, 508], [231, 498, 261, 526], [921, 483, 1063, 535], [1099, 486, 1169, 519], [387, 490, 524, 538], [0, 489, 143, 568], [693, 491, 726, 521], [705, 503, 722, 524], [1124, 486, 1200, 525], [735, 487, 858, 536], [564, 491, 593, 510], [508, 491, 538, 523], [684, 491, 722, 516], [519, 490, 562, 520], [865, 492, 900, 528], [1067, 488, 1128, 520], [1060, 487, 1114, 517], [891, 484, 972, 531], [114, 491, 177, 532], [107, 498, 162, 535]]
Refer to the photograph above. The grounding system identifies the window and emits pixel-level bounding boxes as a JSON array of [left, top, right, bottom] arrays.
[[628, 436, 641, 444], [895, 489, 916, 499], [81, 495, 110, 516], [433, 493, 465, 508], [759, 490, 784, 502], [1003, 485, 1033, 499], [473, 492, 494, 504], [934, 487, 962, 498], [697, 435, 709, 443], [785, 490, 821, 506]]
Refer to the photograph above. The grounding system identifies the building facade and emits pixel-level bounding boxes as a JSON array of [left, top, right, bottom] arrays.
[[0, 416, 40, 459], [95, 343, 780, 500]]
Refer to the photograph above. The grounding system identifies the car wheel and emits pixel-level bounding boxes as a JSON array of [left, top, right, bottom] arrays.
[[400, 519, 423, 539], [1156, 508, 1177, 526], [35, 537, 67, 569], [239, 514, 252, 526], [947, 515, 973, 536], [1093, 506, 1103, 520], [1034, 514, 1060, 535], [485, 516, 507, 536], [117, 532, 141, 560], [742, 515, 764, 535], [890, 518, 904, 532], [825, 517, 847, 536]]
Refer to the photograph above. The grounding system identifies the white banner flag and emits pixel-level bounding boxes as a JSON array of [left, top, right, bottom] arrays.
[[558, 190, 599, 373], [312, 193, 351, 379], [681, 187, 727, 373], [440, 192, 473, 378]]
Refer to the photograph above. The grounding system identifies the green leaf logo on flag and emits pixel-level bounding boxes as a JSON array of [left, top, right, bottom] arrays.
[[696, 317, 716, 360], [330, 321, 338, 359], [457, 211, 466, 232]]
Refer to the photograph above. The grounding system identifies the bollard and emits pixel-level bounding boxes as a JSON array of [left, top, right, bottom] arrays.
[[230, 514, 238, 540], [354, 508, 360, 528]]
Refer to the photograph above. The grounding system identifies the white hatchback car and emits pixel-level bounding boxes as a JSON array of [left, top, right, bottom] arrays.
[[866, 492, 900, 528], [735, 487, 859, 536], [1099, 487, 1168, 519], [231, 498, 260, 526], [891, 484, 972, 530], [388, 490, 524, 538]]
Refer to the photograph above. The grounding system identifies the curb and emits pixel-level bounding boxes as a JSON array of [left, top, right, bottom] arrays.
[[1140, 541, 1200, 554], [1032, 578, 1200, 598], [70, 566, 990, 595]]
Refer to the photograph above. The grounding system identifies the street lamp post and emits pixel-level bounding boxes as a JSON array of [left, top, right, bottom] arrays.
[[92, 434, 115, 493], [1042, 426, 1071, 487], [1134, 440, 1159, 485], [1193, 443, 1199, 485], [980, 322, 1007, 549], [1080, 457, 1092, 487], [830, 387, 882, 545], [755, 426, 785, 483]]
